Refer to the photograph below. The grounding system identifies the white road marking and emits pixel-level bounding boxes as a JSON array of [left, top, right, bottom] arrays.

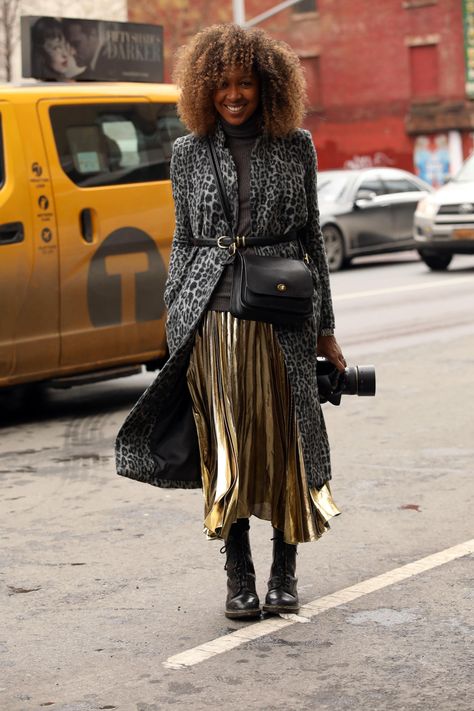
[[163, 538, 474, 670], [279, 613, 311, 623], [333, 276, 474, 302]]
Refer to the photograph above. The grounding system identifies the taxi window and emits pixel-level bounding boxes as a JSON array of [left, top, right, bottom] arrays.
[[49, 102, 187, 187], [0, 114, 4, 189]]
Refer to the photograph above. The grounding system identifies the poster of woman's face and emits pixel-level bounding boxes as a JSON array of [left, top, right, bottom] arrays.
[[21, 15, 164, 83], [30, 17, 87, 80]]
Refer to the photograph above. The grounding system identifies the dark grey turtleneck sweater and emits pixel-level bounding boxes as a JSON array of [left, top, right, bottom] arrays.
[[208, 113, 261, 312]]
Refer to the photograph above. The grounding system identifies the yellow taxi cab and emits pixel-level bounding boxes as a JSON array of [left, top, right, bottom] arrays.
[[0, 81, 187, 389]]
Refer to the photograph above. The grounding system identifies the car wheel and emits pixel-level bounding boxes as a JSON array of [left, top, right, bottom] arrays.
[[418, 250, 453, 271], [323, 225, 346, 272]]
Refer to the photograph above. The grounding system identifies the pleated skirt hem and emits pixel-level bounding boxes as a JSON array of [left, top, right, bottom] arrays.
[[187, 311, 341, 545]]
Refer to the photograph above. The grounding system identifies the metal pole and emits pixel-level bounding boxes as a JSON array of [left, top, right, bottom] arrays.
[[244, 0, 305, 27], [232, 0, 246, 25]]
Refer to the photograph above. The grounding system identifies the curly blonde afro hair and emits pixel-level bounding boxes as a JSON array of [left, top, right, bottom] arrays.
[[173, 23, 306, 138]]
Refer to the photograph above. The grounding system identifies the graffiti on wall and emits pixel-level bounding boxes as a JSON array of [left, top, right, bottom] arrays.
[[343, 152, 395, 170]]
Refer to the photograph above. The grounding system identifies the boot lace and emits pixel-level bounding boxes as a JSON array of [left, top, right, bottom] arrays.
[[270, 536, 297, 589], [221, 542, 248, 586]]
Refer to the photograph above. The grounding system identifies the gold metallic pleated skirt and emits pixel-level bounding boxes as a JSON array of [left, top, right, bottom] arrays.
[[186, 311, 341, 544]]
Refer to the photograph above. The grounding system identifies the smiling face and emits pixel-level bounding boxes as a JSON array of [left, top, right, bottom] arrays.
[[213, 66, 260, 126]]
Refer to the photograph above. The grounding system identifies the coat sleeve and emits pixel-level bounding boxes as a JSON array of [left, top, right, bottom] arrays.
[[163, 138, 195, 311], [302, 131, 336, 336]]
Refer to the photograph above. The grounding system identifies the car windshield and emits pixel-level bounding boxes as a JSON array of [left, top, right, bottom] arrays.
[[454, 153, 474, 182], [317, 172, 349, 201]]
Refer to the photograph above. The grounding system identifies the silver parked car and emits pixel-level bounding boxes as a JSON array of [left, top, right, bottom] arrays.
[[318, 168, 433, 271], [414, 152, 474, 270]]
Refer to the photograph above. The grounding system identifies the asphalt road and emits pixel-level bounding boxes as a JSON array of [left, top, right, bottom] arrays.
[[1, 251, 473, 711]]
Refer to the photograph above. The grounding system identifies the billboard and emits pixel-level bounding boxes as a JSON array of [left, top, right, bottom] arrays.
[[21, 16, 164, 83]]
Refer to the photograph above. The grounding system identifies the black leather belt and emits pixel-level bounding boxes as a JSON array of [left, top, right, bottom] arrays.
[[192, 230, 300, 252]]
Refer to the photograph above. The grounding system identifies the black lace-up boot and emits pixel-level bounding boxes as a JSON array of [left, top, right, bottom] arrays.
[[222, 518, 260, 619], [263, 527, 299, 614]]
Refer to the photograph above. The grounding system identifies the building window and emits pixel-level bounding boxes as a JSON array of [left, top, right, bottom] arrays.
[[409, 44, 439, 98], [301, 56, 322, 108], [293, 0, 317, 14]]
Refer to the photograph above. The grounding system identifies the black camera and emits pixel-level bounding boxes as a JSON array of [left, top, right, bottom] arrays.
[[316, 358, 376, 406]]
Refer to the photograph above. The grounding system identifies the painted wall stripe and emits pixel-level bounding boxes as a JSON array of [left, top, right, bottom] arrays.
[[163, 538, 474, 670]]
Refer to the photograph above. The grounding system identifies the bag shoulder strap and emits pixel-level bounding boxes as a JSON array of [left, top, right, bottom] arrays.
[[206, 137, 233, 232], [206, 136, 309, 259]]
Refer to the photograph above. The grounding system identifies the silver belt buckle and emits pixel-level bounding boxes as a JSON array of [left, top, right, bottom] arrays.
[[217, 235, 236, 255], [217, 235, 230, 249]]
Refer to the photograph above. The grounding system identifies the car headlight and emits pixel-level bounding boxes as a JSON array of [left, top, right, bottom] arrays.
[[416, 197, 439, 219]]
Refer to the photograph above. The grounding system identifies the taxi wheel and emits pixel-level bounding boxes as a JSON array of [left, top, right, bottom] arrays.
[[418, 250, 452, 271], [323, 225, 348, 272]]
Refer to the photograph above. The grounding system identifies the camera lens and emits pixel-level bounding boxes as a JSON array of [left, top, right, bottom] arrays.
[[343, 366, 376, 396]]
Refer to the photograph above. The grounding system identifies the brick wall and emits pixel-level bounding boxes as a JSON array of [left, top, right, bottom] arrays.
[[129, 0, 473, 176]]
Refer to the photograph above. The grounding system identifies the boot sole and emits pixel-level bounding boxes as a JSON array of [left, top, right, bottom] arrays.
[[225, 608, 261, 620], [262, 604, 300, 615]]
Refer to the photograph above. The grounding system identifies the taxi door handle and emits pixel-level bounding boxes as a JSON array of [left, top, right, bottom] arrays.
[[0, 222, 24, 245], [80, 209, 94, 243]]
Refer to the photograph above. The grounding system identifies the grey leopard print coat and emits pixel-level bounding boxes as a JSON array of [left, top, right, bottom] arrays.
[[115, 122, 336, 490]]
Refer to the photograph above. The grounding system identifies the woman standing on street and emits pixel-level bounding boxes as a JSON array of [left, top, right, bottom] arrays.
[[116, 23, 345, 619]]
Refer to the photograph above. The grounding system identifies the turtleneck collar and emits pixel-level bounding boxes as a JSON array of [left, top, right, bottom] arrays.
[[220, 110, 262, 139]]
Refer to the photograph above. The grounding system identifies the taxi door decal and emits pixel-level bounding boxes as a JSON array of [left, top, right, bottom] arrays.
[[87, 227, 166, 327]]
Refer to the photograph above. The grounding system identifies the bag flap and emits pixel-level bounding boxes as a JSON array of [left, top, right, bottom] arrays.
[[240, 253, 313, 299]]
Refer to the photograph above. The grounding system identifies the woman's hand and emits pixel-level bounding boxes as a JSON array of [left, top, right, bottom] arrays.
[[317, 334, 346, 372]]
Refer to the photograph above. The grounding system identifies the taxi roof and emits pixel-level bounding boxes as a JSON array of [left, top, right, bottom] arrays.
[[0, 81, 179, 103]]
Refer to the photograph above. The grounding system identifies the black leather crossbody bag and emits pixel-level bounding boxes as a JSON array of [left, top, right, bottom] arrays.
[[206, 138, 314, 327]]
